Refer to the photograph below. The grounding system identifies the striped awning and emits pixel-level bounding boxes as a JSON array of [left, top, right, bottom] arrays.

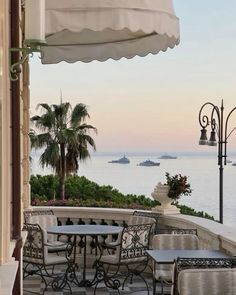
[[40, 0, 180, 64]]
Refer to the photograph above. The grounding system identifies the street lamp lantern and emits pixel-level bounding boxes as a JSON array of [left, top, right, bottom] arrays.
[[198, 100, 236, 223], [208, 131, 217, 146], [199, 128, 208, 145]]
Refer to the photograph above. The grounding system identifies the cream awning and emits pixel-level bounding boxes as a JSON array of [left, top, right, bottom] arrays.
[[41, 0, 180, 64]]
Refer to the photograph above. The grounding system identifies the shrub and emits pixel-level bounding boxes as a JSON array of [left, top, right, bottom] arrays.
[[30, 174, 213, 220]]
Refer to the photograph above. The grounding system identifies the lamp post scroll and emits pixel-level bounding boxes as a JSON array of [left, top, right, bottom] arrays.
[[198, 100, 236, 224]]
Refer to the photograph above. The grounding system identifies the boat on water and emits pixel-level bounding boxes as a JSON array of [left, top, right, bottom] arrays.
[[137, 160, 160, 167], [226, 159, 232, 164], [108, 156, 130, 164], [232, 162, 236, 166], [158, 154, 177, 159]]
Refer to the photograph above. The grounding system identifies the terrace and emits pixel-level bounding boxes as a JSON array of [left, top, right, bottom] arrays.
[[22, 206, 236, 294], [1, 1, 236, 295]]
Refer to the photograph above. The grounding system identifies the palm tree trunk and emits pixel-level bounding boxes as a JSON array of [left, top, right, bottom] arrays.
[[59, 143, 66, 200]]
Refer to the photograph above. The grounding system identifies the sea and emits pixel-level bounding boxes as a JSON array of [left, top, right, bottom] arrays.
[[31, 152, 236, 228]]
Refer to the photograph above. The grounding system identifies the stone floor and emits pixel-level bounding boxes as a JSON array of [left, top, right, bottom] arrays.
[[23, 267, 159, 295]]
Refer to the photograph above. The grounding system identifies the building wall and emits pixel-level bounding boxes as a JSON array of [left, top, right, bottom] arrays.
[[0, 0, 26, 293], [0, 0, 12, 266]]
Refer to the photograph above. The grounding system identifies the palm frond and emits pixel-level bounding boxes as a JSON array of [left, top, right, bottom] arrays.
[[36, 103, 51, 112], [39, 142, 59, 169], [30, 132, 52, 149], [71, 103, 90, 127], [76, 123, 98, 134]]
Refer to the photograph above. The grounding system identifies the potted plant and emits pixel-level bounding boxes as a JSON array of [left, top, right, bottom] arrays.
[[165, 172, 192, 200], [151, 172, 192, 214]]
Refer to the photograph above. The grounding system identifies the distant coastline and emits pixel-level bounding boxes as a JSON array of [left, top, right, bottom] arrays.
[[31, 149, 236, 159]]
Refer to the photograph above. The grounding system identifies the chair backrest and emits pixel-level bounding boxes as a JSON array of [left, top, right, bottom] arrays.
[[176, 258, 236, 295], [120, 223, 153, 263], [24, 210, 58, 243], [130, 214, 156, 235], [178, 268, 236, 295], [133, 211, 160, 233], [129, 215, 156, 226], [152, 234, 199, 250], [23, 223, 48, 265]]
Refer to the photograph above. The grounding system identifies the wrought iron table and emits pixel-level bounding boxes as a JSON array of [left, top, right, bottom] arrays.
[[48, 224, 123, 287], [146, 249, 231, 264]]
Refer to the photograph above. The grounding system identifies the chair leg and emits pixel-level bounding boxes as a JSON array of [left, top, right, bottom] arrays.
[[123, 263, 150, 294], [153, 277, 156, 295], [138, 272, 150, 295], [157, 278, 174, 295]]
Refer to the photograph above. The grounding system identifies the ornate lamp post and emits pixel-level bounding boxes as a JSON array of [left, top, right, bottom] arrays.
[[198, 100, 236, 223]]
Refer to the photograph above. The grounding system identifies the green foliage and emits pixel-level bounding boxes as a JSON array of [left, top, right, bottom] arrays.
[[175, 203, 214, 220], [165, 172, 192, 200], [30, 174, 214, 220], [30, 174, 58, 200]]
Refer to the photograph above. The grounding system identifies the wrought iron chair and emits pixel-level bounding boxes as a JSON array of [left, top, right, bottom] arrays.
[[23, 223, 74, 294], [24, 209, 68, 253], [152, 233, 199, 295], [94, 222, 154, 294], [175, 257, 236, 295], [101, 214, 156, 254]]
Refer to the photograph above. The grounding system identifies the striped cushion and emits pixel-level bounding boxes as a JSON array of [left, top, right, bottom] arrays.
[[178, 268, 236, 295], [28, 214, 58, 243], [152, 234, 199, 282], [152, 234, 199, 250]]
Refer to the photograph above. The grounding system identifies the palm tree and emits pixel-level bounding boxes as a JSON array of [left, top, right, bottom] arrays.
[[30, 102, 97, 200]]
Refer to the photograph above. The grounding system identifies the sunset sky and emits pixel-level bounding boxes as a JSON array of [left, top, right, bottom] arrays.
[[29, 0, 236, 154]]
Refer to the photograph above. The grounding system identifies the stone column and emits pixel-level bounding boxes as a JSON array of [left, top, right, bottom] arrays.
[[22, 60, 31, 209]]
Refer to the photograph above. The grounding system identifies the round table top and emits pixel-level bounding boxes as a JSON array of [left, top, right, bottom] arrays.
[[47, 224, 123, 236]]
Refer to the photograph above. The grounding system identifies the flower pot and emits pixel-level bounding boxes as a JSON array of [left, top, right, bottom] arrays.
[[151, 182, 180, 214]]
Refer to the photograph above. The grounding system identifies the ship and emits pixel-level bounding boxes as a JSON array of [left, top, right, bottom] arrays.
[[157, 154, 177, 159], [137, 160, 160, 167], [108, 156, 130, 164]]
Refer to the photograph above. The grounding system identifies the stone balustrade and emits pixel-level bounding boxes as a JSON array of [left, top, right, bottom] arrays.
[[31, 206, 236, 266]]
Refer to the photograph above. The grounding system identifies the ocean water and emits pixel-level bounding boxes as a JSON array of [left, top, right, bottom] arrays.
[[31, 152, 236, 228]]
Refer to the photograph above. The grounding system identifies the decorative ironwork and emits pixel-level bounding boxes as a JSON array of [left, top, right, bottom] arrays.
[[10, 46, 41, 81], [94, 223, 153, 294], [176, 257, 236, 273], [156, 228, 198, 235], [198, 100, 236, 223], [121, 223, 151, 260]]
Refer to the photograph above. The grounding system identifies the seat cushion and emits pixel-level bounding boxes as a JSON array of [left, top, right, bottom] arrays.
[[46, 241, 68, 252], [100, 254, 119, 264], [45, 253, 70, 266], [155, 269, 173, 281]]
